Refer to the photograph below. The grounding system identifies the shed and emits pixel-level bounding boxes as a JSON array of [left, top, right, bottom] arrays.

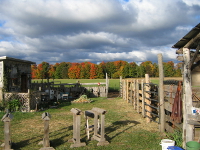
[[0, 56, 35, 102], [172, 23, 200, 147]]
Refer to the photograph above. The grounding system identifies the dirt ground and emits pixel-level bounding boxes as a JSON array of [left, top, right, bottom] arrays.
[[107, 92, 159, 132]]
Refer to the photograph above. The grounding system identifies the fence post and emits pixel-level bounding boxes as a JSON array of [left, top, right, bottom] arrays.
[[158, 53, 165, 132], [136, 79, 140, 113], [106, 73, 108, 98], [133, 80, 136, 110], [130, 80, 133, 105], [120, 76, 122, 97], [142, 79, 145, 117], [123, 80, 126, 101], [145, 74, 151, 123], [126, 80, 129, 103]]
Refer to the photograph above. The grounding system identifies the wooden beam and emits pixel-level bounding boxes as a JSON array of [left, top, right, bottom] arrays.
[[184, 33, 200, 48], [189, 44, 200, 69], [176, 48, 183, 54], [182, 48, 194, 148], [158, 53, 165, 132]]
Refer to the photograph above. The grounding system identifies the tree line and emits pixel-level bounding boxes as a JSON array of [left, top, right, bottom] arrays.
[[31, 60, 182, 79]]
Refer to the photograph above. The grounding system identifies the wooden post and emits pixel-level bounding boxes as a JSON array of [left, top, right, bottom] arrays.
[[123, 80, 126, 101], [126, 80, 129, 103], [182, 48, 194, 148], [145, 74, 151, 123], [133, 80, 136, 110], [130, 80, 133, 105], [158, 53, 165, 132], [68, 108, 86, 148], [106, 73, 108, 98], [1, 113, 13, 150], [120, 76, 122, 97], [142, 79, 145, 117], [136, 79, 140, 113], [91, 107, 109, 146], [39, 112, 55, 150]]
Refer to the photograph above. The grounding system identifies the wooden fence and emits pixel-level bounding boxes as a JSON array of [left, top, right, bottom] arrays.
[[121, 74, 160, 124], [31, 81, 108, 98], [3, 77, 109, 112], [121, 74, 183, 132]]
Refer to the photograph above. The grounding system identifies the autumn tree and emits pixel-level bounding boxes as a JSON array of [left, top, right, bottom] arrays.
[[31, 64, 37, 79], [90, 63, 97, 79], [80, 62, 91, 79], [48, 64, 56, 79], [68, 63, 81, 79]]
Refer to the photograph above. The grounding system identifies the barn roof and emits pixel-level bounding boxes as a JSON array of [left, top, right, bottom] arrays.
[[172, 23, 200, 49], [0, 56, 36, 64]]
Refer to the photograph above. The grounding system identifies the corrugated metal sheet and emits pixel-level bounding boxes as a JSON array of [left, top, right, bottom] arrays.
[[172, 23, 200, 49]]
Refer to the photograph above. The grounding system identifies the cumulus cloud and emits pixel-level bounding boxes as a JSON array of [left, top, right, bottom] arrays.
[[0, 0, 199, 64]]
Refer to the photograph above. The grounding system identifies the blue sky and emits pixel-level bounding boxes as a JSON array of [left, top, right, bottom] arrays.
[[0, 0, 199, 65]]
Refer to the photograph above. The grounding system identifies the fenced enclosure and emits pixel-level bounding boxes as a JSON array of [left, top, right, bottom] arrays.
[[121, 75, 182, 131], [2, 78, 109, 112], [121, 74, 200, 144], [121, 75, 160, 124]]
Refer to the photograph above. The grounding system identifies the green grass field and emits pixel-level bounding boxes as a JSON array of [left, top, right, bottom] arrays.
[[0, 97, 163, 150]]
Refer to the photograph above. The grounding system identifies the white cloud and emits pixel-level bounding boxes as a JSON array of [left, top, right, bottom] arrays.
[[0, 0, 199, 64]]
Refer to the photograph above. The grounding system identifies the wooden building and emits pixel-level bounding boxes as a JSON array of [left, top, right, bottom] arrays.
[[172, 23, 200, 147], [0, 56, 35, 102]]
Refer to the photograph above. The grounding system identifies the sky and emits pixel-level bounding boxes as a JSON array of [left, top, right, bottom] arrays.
[[0, 0, 199, 65]]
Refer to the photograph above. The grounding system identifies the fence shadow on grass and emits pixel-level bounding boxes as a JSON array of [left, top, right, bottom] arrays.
[[105, 120, 140, 142], [11, 125, 73, 150]]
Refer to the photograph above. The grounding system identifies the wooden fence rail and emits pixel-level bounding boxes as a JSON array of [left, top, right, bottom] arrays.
[[121, 75, 183, 133]]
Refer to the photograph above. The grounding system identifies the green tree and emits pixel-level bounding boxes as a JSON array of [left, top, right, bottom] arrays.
[[163, 61, 175, 77], [174, 62, 182, 77], [96, 64, 104, 79], [105, 62, 116, 78], [129, 62, 138, 78], [122, 63, 129, 78], [37, 62, 50, 79]]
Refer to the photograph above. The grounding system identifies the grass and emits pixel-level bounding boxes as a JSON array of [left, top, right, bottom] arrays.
[[32, 77, 182, 91], [0, 97, 164, 150]]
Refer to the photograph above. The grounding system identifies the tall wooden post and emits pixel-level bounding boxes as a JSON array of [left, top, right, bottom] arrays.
[[142, 79, 145, 117], [130, 80, 133, 105], [120, 76, 122, 97], [158, 53, 165, 132], [126, 80, 129, 103], [145, 74, 151, 123], [133, 80, 136, 110], [182, 48, 194, 148], [106, 73, 109, 98], [136, 79, 140, 113]]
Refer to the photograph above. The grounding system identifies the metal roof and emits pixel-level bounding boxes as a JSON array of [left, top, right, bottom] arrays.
[[0, 56, 36, 64], [172, 23, 200, 49]]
